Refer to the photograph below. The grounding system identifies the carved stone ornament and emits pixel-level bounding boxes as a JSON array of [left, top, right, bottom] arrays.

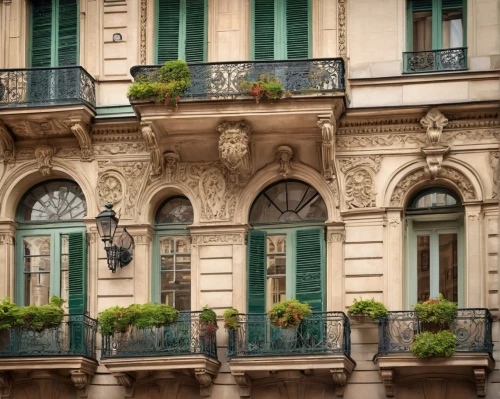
[[70, 120, 93, 161], [275, 145, 293, 178], [339, 155, 382, 174], [338, 0, 347, 56], [0, 235, 14, 245], [93, 142, 147, 156], [141, 122, 163, 178], [112, 372, 134, 398], [70, 370, 91, 398], [420, 108, 448, 145], [164, 151, 180, 183], [345, 168, 376, 209], [327, 232, 345, 243], [379, 369, 395, 397], [331, 368, 349, 397], [490, 151, 500, 199], [318, 118, 336, 181], [0, 372, 12, 399], [473, 368, 488, 397], [98, 173, 124, 207], [217, 120, 252, 182], [421, 146, 449, 179], [231, 371, 251, 399], [34, 145, 55, 176], [195, 369, 214, 398], [0, 121, 15, 165], [192, 234, 244, 245], [140, 0, 147, 64]]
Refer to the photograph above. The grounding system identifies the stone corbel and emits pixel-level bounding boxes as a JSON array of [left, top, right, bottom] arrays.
[[330, 368, 350, 397], [70, 370, 92, 399], [70, 119, 93, 162], [194, 369, 215, 398], [473, 368, 487, 397], [163, 151, 180, 183], [379, 369, 395, 398], [317, 116, 336, 182], [0, 372, 12, 399], [217, 120, 252, 183], [420, 108, 448, 145], [112, 372, 135, 398], [0, 121, 15, 165], [140, 122, 163, 178], [275, 145, 293, 178], [35, 145, 55, 176], [421, 146, 449, 179], [231, 371, 251, 399]]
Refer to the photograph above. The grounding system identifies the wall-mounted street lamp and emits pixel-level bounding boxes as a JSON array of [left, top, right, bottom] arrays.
[[95, 203, 134, 273]]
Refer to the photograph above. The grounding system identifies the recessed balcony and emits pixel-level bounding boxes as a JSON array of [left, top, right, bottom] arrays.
[[227, 311, 356, 398], [374, 309, 495, 398], [100, 311, 221, 398], [403, 47, 468, 74]]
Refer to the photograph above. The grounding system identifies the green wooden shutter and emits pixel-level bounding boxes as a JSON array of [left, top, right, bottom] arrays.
[[295, 229, 324, 312], [31, 0, 54, 67], [253, 0, 275, 60], [185, 0, 206, 62], [442, 0, 463, 9], [157, 0, 181, 63], [247, 230, 266, 313], [285, 0, 310, 59], [57, 0, 79, 66], [68, 232, 87, 315], [411, 0, 433, 11]]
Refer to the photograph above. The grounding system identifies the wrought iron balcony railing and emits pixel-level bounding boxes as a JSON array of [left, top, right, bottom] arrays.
[[101, 311, 218, 359], [130, 58, 345, 101], [403, 47, 468, 73], [376, 309, 493, 357], [0, 314, 97, 359], [227, 312, 351, 358], [0, 66, 96, 109]]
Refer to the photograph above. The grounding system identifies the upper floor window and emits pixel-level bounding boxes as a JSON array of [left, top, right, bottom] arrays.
[[252, 0, 311, 60], [156, 0, 207, 64], [30, 0, 79, 67]]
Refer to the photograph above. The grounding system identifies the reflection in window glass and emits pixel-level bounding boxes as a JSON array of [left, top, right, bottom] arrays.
[[439, 233, 458, 302], [442, 8, 463, 48], [24, 236, 51, 305], [156, 197, 194, 224], [414, 192, 457, 208], [413, 10, 433, 51], [266, 235, 286, 311], [417, 235, 430, 302]]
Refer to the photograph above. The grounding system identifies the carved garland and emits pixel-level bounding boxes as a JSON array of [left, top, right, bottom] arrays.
[[140, 0, 147, 64], [338, 0, 347, 56]]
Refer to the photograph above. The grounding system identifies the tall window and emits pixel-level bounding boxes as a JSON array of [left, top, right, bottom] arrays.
[[248, 180, 327, 313], [30, 0, 79, 67], [16, 180, 87, 314], [252, 0, 310, 60], [153, 196, 193, 310], [406, 187, 464, 307], [156, 0, 207, 64], [407, 0, 466, 51]]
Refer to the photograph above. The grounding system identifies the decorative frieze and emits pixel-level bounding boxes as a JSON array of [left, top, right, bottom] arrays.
[[56, 148, 81, 158], [92, 124, 142, 142], [34, 145, 54, 176], [140, 0, 147, 65], [338, 0, 347, 56], [339, 155, 381, 174], [218, 120, 252, 183], [337, 134, 427, 149], [192, 234, 245, 245], [275, 145, 293, 178], [93, 143, 147, 156]]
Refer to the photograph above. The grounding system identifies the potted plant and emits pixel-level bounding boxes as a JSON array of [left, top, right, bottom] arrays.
[[348, 298, 388, 322], [223, 308, 239, 353], [267, 299, 312, 349], [199, 305, 217, 354], [413, 294, 457, 333], [411, 330, 456, 358], [239, 72, 285, 103]]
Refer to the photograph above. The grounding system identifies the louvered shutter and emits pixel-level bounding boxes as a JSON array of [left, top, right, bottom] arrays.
[[68, 232, 86, 315], [253, 0, 275, 60], [411, 0, 433, 11], [295, 229, 324, 312], [286, 0, 310, 59], [247, 230, 266, 314], [31, 0, 53, 67], [57, 0, 78, 66], [442, 0, 463, 9], [185, 0, 206, 62], [157, 0, 181, 63]]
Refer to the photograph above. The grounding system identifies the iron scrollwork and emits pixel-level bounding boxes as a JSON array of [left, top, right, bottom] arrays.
[[403, 47, 467, 74]]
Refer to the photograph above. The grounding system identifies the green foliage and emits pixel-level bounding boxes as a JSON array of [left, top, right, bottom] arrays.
[[239, 73, 285, 103], [413, 294, 458, 327], [267, 299, 312, 329], [222, 308, 239, 331], [98, 303, 179, 336], [348, 298, 388, 321], [200, 305, 217, 325], [127, 60, 192, 106], [0, 296, 64, 331], [411, 330, 456, 358]]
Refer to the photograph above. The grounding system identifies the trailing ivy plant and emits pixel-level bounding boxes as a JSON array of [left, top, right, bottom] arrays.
[[239, 73, 285, 103], [267, 299, 312, 329], [413, 294, 458, 328], [411, 330, 456, 358], [98, 303, 179, 336], [0, 296, 65, 331], [127, 60, 192, 107], [222, 308, 239, 331], [348, 298, 388, 321]]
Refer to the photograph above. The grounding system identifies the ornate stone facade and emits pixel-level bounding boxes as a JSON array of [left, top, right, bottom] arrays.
[[217, 120, 252, 183]]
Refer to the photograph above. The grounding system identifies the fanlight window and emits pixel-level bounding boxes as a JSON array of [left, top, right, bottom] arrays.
[[407, 188, 461, 212], [18, 180, 87, 222], [250, 180, 327, 224], [156, 196, 194, 224]]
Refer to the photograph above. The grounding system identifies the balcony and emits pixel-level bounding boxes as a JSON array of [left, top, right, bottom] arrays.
[[374, 309, 495, 397], [100, 311, 221, 398], [403, 47, 468, 74], [227, 312, 355, 398], [0, 315, 98, 397]]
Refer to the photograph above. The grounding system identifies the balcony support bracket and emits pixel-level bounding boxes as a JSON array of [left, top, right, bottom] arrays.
[[0, 121, 15, 165], [112, 372, 135, 398], [70, 119, 93, 162], [330, 368, 351, 397], [231, 371, 251, 399], [379, 368, 395, 398], [473, 367, 488, 397], [195, 368, 215, 397], [0, 372, 12, 399], [140, 121, 163, 179], [70, 369, 92, 399]]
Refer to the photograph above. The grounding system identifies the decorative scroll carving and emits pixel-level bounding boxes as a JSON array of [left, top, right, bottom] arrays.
[[338, 0, 347, 56], [141, 122, 163, 178], [217, 120, 252, 182], [164, 151, 180, 183], [232, 372, 251, 399], [70, 120, 93, 161], [92, 124, 142, 142], [56, 148, 81, 158], [70, 370, 90, 398], [0, 122, 15, 165], [339, 155, 381, 174], [195, 369, 213, 397], [421, 146, 449, 179], [390, 166, 476, 206], [490, 151, 500, 199], [34, 145, 54, 176], [275, 145, 293, 178], [337, 134, 427, 149], [318, 118, 336, 181], [345, 168, 376, 208], [327, 232, 345, 243], [0, 235, 14, 245], [331, 368, 349, 397], [132, 235, 152, 245], [140, 0, 147, 64], [389, 219, 401, 228], [98, 173, 124, 207], [192, 234, 244, 245], [112, 372, 135, 398], [473, 368, 487, 397], [9, 119, 70, 138], [0, 372, 12, 399], [420, 108, 448, 144], [379, 369, 395, 397], [93, 143, 147, 156]]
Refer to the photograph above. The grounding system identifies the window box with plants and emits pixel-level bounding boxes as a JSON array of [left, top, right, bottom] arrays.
[[238, 73, 286, 104], [348, 298, 388, 324]]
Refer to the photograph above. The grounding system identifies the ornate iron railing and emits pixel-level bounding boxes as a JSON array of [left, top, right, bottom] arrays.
[[0, 66, 96, 109], [101, 311, 218, 359], [227, 312, 351, 358], [403, 47, 468, 73], [130, 58, 345, 101], [0, 314, 97, 359], [376, 309, 493, 356]]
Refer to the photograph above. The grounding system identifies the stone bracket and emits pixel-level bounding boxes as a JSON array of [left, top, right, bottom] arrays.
[[421, 146, 449, 180], [420, 108, 448, 144], [70, 118, 93, 162], [194, 368, 215, 398], [0, 121, 15, 165], [330, 368, 350, 397], [112, 372, 135, 398], [231, 371, 251, 399], [473, 368, 487, 397], [70, 370, 92, 399], [379, 368, 395, 398], [0, 372, 12, 399], [141, 121, 163, 178], [35, 145, 55, 176]]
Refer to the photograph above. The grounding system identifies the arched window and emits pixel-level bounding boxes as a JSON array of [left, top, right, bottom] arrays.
[[16, 180, 87, 314], [153, 196, 193, 311], [248, 180, 327, 313], [406, 187, 463, 307]]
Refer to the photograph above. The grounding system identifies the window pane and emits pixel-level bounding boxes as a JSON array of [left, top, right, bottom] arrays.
[[266, 235, 286, 310], [439, 233, 458, 302], [442, 8, 463, 48], [417, 235, 430, 302], [414, 192, 457, 208], [156, 197, 194, 224], [23, 236, 51, 306], [413, 11, 433, 51], [60, 235, 69, 310]]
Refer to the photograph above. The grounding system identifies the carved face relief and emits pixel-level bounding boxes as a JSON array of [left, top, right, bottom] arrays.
[[420, 108, 448, 145], [217, 120, 252, 181], [345, 169, 375, 208], [199, 167, 226, 220]]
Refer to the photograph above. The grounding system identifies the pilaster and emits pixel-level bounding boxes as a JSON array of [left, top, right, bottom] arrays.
[[0, 220, 16, 298], [125, 225, 154, 304], [386, 208, 403, 311], [326, 223, 345, 311], [465, 204, 483, 307]]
